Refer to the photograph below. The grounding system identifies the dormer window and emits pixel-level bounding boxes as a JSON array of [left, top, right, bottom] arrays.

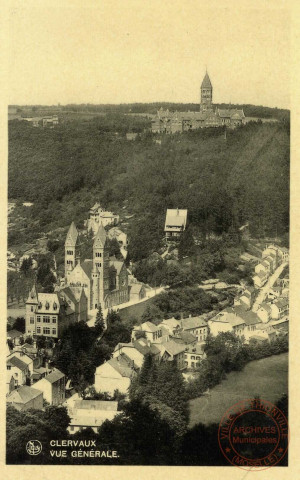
[[45, 302, 50, 310], [53, 302, 57, 310], [38, 302, 42, 309]]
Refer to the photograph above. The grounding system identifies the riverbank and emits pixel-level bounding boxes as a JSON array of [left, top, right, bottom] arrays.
[[189, 352, 288, 428]]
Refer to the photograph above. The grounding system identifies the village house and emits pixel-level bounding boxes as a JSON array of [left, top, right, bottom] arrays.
[[132, 321, 163, 343], [86, 203, 119, 233], [34, 369, 65, 405], [160, 317, 182, 336], [208, 308, 246, 338], [257, 302, 272, 323], [159, 341, 186, 370], [181, 316, 208, 342], [184, 344, 206, 369], [171, 330, 198, 347], [67, 399, 119, 434], [6, 385, 43, 411], [164, 208, 188, 242], [94, 356, 136, 395], [7, 350, 34, 375], [25, 285, 81, 339], [270, 298, 289, 320], [253, 270, 268, 288], [6, 356, 30, 388]]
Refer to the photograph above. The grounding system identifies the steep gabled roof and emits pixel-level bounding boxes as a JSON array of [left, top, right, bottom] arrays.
[[6, 385, 42, 404], [65, 222, 78, 247], [94, 224, 107, 249], [80, 259, 93, 279], [7, 356, 28, 371], [201, 72, 212, 89], [43, 369, 65, 383]]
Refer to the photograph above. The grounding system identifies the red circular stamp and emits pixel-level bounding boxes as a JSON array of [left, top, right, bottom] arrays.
[[218, 398, 289, 470]]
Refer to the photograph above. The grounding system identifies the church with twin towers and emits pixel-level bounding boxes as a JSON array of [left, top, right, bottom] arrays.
[[65, 222, 129, 311], [151, 71, 245, 133]]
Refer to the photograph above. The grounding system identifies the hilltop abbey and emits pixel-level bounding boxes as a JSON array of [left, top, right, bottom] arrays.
[[151, 72, 245, 134], [65, 222, 129, 311]]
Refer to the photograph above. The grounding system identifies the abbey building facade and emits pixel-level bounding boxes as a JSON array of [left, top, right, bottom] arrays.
[[151, 72, 245, 133], [65, 222, 129, 311]]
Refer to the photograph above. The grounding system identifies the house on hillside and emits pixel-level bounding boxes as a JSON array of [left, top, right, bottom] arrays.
[[164, 209, 188, 242], [6, 386, 43, 411], [94, 356, 136, 395], [34, 369, 65, 405], [159, 341, 186, 370], [270, 298, 289, 320], [181, 316, 208, 342], [25, 285, 81, 339], [184, 344, 206, 369], [86, 203, 119, 233], [131, 322, 163, 343], [257, 303, 272, 323], [6, 356, 30, 388]]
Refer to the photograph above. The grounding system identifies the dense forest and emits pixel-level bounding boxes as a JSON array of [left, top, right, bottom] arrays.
[[8, 113, 289, 261]]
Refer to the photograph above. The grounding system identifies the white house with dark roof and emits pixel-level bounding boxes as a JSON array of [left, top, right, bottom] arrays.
[[132, 321, 163, 343], [164, 208, 188, 241], [160, 340, 186, 370], [270, 298, 289, 320], [181, 316, 208, 342], [94, 356, 136, 395], [184, 344, 206, 369], [25, 285, 79, 339], [6, 356, 30, 388], [34, 369, 65, 405], [257, 303, 272, 323], [87, 203, 119, 233]]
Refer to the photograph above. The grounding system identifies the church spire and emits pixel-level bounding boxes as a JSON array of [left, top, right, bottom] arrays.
[[65, 221, 78, 247], [93, 223, 107, 249]]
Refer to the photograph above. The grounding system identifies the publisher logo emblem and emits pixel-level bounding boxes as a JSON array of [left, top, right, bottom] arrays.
[[26, 440, 42, 456]]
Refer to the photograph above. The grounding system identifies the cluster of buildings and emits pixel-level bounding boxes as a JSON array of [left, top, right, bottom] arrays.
[[151, 72, 245, 134], [24, 212, 146, 339], [21, 115, 59, 128], [253, 244, 289, 288], [94, 315, 210, 395]]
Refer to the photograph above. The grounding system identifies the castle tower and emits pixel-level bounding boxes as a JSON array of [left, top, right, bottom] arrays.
[[92, 224, 110, 310], [25, 284, 39, 336], [200, 71, 213, 112], [65, 222, 79, 278]]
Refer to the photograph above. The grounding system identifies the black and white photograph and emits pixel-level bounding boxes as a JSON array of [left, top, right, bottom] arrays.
[[5, 0, 293, 471]]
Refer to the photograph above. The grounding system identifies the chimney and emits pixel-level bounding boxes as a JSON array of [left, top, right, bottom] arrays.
[[76, 252, 81, 266]]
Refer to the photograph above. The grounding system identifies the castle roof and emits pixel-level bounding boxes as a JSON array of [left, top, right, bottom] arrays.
[[201, 72, 212, 89], [109, 259, 124, 275], [80, 259, 93, 279], [94, 224, 107, 248], [27, 284, 38, 304], [65, 222, 78, 247]]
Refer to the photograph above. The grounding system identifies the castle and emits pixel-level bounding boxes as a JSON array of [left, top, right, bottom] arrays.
[[151, 72, 245, 133], [65, 222, 129, 311]]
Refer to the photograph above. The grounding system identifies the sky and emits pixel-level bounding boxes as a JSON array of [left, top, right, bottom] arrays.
[[8, 0, 290, 108]]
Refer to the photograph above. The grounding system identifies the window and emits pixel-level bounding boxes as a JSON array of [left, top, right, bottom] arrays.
[[45, 302, 50, 310], [191, 356, 195, 360], [96, 262, 101, 268], [95, 252, 102, 257], [30, 318, 34, 324], [67, 250, 73, 255], [191, 362, 195, 368], [37, 316, 41, 322], [52, 317, 56, 323], [70, 426, 74, 432], [52, 328, 57, 335], [37, 327, 41, 334], [43, 316, 50, 323], [67, 260, 73, 265], [31, 306, 34, 312], [43, 327, 50, 335], [7, 365, 11, 370]]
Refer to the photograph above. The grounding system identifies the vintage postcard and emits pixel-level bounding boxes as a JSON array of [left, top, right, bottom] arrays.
[[2, 0, 300, 478]]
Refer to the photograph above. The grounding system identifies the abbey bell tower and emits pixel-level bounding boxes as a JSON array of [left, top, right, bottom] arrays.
[[200, 71, 213, 112]]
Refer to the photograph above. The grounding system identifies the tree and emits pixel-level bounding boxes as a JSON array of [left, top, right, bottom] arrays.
[[20, 257, 33, 277], [12, 317, 25, 333], [95, 305, 105, 336], [36, 336, 46, 350], [178, 226, 195, 260]]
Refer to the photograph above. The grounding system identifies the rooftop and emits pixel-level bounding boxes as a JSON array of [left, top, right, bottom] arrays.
[[182, 316, 207, 330], [43, 369, 65, 383], [7, 356, 28, 371], [6, 386, 42, 404]]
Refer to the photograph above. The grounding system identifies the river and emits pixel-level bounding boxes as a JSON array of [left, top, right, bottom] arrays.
[[189, 352, 288, 428]]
